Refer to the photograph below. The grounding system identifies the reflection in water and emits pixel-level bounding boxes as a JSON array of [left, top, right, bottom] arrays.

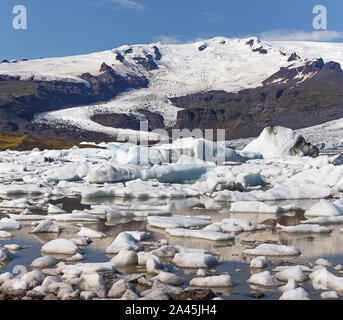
[[1, 196, 343, 300]]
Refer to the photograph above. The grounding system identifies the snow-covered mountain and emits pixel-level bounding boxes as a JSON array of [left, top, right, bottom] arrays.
[[1, 37, 343, 145]]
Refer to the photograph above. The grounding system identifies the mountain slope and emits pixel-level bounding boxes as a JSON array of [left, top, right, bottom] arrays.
[[1, 37, 343, 143]]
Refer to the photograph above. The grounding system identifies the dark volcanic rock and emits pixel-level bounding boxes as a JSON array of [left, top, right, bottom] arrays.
[[152, 46, 162, 60], [288, 52, 300, 62], [171, 60, 343, 139], [246, 39, 254, 47], [252, 46, 268, 54], [115, 53, 125, 62], [133, 54, 158, 71]]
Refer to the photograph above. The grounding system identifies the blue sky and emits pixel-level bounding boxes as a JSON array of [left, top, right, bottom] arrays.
[[1, 0, 343, 60]]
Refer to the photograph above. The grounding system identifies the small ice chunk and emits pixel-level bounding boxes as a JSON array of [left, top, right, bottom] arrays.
[[0, 218, 21, 230], [275, 266, 309, 282], [165, 228, 235, 241], [243, 244, 301, 256], [321, 291, 339, 299], [105, 232, 143, 254], [310, 269, 343, 292], [279, 287, 310, 300], [172, 253, 219, 268], [276, 223, 332, 233], [190, 275, 233, 288], [21, 270, 45, 289], [148, 215, 211, 229], [125, 231, 151, 241], [31, 219, 61, 233], [305, 200, 343, 217], [315, 258, 333, 268], [0, 231, 12, 238], [108, 279, 138, 298], [41, 238, 81, 255], [48, 204, 66, 214], [0, 272, 13, 286], [77, 226, 106, 239], [247, 271, 281, 287], [78, 273, 107, 298], [279, 279, 298, 292], [152, 271, 184, 286], [66, 253, 84, 262], [30, 256, 59, 269], [0, 278, 28, 297], [250, 256, 268, 269], [112, 250, 138, 267], [4, 244, 24, 251]]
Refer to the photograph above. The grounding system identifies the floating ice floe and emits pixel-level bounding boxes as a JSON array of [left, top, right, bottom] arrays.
[[172, 253, 219, 268], [47, 204, 66, 214], [301, 216, 343, 225], [52, 212, 101, 222], [152, 271, 184, 286], [243, 244, 301, 256], [105, 232, 143, 254], [86, 164, 140, 184], [21, 270, 45, 289], [321, 291, 340, 299], [77, 226, 106, 239], [0, 218, 21, 230], [4, 244, 24, 251], [0, 273, 13, 286], [112, 250, 138, 267], [77, 273, 107, 298], [230, 201, 299, 214], [141, 156, 213, 184], [274, 266, 309, 282], [0, 198, 31, 208], [279, 287, 310, 300], [58, 261, 117, 274], [310, 269, 343, 293], [31, 219, 61, 233], [247, 271, 281, 287], [315, 258, 333, 268], [190, 275, 233, 288], [125, 231, 151, 241], [279, 279, 298, 292], [305, 199, 343, 217], [249, 256, 268, 269], [107, 209, 171, 218], [0, 231, 12, 238], [204, 218, 265, 233], [242, 126, 318, 159], [276, 223, 332, 233], [165, 228, 235, 241], [214, 181, 332, 202], [41, 238, 81, 255], [0, 184, 44, 196], [30, 256, 60, 269], [82, 179, 201, 199], [0, 278, 28, 297], [147, 215, 211, 229]]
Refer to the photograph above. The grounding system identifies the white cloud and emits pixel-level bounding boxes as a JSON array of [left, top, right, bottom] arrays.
[[259, 30, 343, 41], [95, 0, 145, 10], [154, 35, 183, 44], [202, 11, 226, 22]]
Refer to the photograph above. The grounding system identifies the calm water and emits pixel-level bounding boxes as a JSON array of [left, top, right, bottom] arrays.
[[1, 196, 343, 300]]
